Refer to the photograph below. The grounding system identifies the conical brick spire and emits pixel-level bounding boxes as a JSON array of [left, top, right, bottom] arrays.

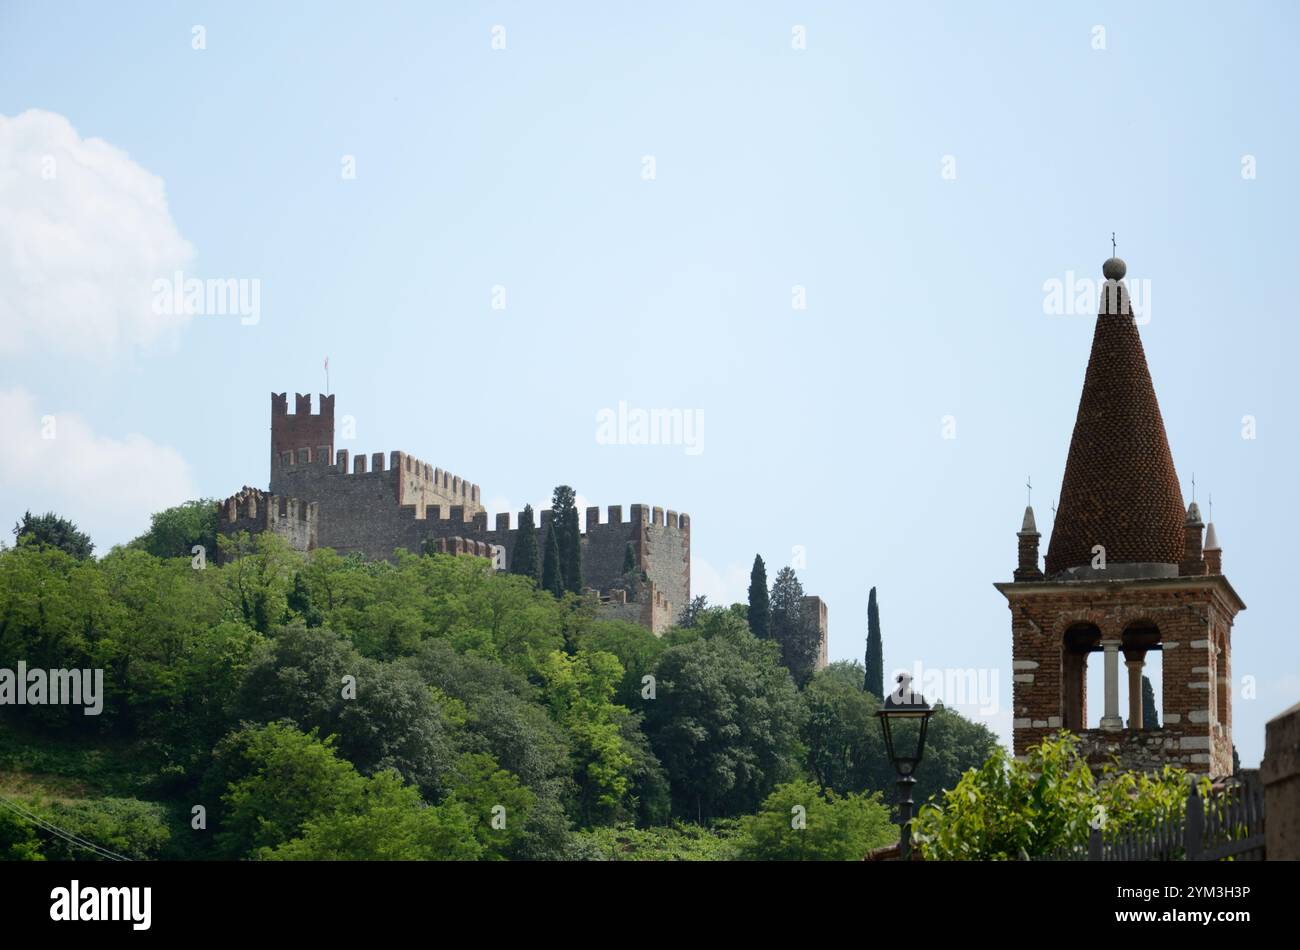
[[1044, 257, 1186, 576]]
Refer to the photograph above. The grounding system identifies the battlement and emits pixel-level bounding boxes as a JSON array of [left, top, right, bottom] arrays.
[[271, 392, 335, 419], [470, 504, 690, 534], [272, 447, 482, 508], [216, 486, 318, 559]]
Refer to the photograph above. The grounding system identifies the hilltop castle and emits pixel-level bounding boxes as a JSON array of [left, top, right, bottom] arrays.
[[218, 392, 829, 651], [998, 257, 1244, 776]]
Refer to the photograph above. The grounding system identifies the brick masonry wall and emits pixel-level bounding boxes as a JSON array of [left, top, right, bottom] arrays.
[[998, 576, 1242, 775]]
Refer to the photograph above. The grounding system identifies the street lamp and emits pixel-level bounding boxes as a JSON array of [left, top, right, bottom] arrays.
[[876, 672, 935, 860]]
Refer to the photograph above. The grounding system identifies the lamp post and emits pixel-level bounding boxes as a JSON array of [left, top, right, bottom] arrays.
[[876, 672, 935, 860]]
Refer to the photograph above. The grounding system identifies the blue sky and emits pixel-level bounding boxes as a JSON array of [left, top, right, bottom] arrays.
[[1, 1, 1297, 765]]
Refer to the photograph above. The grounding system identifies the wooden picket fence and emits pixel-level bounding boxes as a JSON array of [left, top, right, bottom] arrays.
[[1035, 774, 1266, 862]]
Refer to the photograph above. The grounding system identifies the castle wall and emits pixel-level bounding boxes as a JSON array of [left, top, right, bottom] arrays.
[[404, 504, 690, 629], [269, 449, 483, 558], [216, 487, 318, 561]]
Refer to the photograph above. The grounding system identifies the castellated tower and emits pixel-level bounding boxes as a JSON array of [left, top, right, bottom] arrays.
[[995, 258, 1244, 777]]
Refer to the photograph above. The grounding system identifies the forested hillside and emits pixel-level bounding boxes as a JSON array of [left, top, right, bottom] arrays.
[[0, 511, 998, 861]]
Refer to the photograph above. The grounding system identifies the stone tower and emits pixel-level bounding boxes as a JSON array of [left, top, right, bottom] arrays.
[[995, 257, 1245, 776]]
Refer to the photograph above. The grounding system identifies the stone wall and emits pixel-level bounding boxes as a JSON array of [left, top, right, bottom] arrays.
[[1262, 702, 1300, 860], [216, 487, 318, 561]]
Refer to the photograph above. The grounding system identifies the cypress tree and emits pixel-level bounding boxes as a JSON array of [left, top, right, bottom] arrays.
[[770, 566, 817, 686], [622, 541, 637, 574], [747, 555, 770, 638], [552, 485, 583, 594], [511, 504, 540, 583], [864, 587, 884, 700], [1141, 674, 1160, 729], [541, 525, 562, 598]]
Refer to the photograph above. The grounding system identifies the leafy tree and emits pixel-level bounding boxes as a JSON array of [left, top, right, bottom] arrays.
[[746, 555, 769, 638], [1141, 674, 1160, 729], [510, 504, 540, 583], [801, 661, 998, 809], [552, 486, 583, 594], [209, 723, 366, 858], [541, 526, 562, 598], [215, 531, 297, 634], [769, 566, 819, 686], [734, 780, 895, 860], [129, 499, 218, 560], [235, 624, 458, 797], [644, 627, 805, 820], [443, 752, 536, 859], [677, 595, 708, 629], [575, 620, 667, 709], [912, 732, 1198, 860], [12, 510, 93, 559], [864, 586, 884, 700], [540, 649, 636, 825], [403, 640, 576, 859], [262, 770, 481, 861], [0, 809, 44, 861]]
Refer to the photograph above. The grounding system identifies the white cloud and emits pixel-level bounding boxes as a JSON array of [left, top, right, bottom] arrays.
[[0, 109, 194, 359], [0, 387, 196, 551], [692, 557, 750, 608]]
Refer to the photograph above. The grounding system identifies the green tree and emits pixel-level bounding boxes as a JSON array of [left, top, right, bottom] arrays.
[[236, 624, 458, 797], [912, 732, 1197, 860], [210, 723, 367, 858], [1141, 674, 1160, 729], [0, 809, 44, 861], [622, 541, 637, 575], [644, 627, 805, 820], [442, 752, 536, 859], [541, 526, 562, 598], [746, 555, 769, 638], [677, 595, 708, 629], [263, 769, 481, 861], [129, 499, 218, 560], [540, 649, 636, 825], [552, 486, 583, 594], [510, 504, 540, 583], [769, 566, 818, 686], [12, 510, 93, 559], [734, 780, 895, 860], [864, 586, 884, 700]]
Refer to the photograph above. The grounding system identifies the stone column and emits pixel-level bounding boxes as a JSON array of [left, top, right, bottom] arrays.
[[1100, 639, 1123, 731], [1126, 657, 1144, 730]]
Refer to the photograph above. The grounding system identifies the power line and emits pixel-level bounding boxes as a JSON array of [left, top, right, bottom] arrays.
[[0, 793, 130, 861]]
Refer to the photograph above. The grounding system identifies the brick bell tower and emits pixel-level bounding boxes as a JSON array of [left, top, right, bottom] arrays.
[[995, 256, 1244, 776], [270, 392, 335, 476]]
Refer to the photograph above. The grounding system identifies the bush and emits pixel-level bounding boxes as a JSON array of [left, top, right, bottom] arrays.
[[912, 731, 1197, 860]]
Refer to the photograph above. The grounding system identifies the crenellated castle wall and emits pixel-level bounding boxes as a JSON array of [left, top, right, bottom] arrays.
[[223, 392, 699, 637], [216, 486, 318, 560]]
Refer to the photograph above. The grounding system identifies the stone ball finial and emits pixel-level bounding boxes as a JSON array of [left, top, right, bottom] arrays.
[[1103, 257, 1127, 280]]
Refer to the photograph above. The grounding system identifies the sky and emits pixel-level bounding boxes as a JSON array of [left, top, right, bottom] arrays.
[[1, 1, 1297, 766]]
